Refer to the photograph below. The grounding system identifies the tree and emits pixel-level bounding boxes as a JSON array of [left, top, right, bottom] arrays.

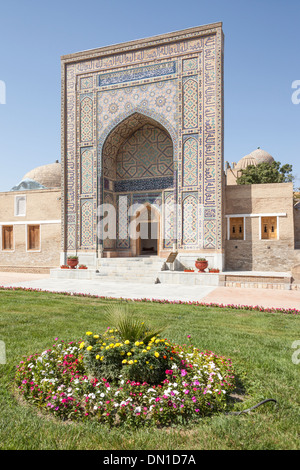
[[236, 161, 294, 185]]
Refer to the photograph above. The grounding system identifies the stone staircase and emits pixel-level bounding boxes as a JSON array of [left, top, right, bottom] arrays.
[[95, 256, 165, 283]]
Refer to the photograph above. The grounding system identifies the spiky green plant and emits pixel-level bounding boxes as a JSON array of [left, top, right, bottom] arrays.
[[102, 302, 165, 343]]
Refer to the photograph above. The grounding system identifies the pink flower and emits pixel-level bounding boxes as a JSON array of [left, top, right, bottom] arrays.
[[181, 369, 187, 377]]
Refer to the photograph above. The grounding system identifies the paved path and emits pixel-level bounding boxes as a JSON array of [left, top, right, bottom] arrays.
[[0, 272, 299, 310]]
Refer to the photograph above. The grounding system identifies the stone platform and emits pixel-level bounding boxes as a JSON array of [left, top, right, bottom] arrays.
[[50, 257, 295, 290]]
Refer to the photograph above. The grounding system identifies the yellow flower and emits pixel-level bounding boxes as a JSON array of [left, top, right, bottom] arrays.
[[79, 342, 85, 349], [96, 355, 100, 360], [135, 341, 140, 346], [86, 331, 93, 336], [128, 360, 134, 365], [127, 352, 132, 356], [109, 343, 114, 348], [154, 352, 159, 358], [87, 346, 93, 351], [155, 339, 160, 343], [142, 349, 147, 353], [105, 346, 110, 350], [124, 340, 130, 345], [100, 356, 104, 361], [146, 361, 149, 364], [134, 360, 137, 363], [120, 351, 125, 356], [122, 359, 127, 364], [146, 346, 151, 350], [151, 337, 156, 341], [93, 335, 99, 339]]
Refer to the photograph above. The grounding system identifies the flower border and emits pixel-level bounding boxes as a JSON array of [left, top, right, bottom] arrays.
[[0, 285, 299, 315]]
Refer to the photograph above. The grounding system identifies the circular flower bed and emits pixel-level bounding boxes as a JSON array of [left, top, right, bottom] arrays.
[[15, 329, 236, 428]]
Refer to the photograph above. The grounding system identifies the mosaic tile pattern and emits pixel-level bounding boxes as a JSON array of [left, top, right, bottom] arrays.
[[164, 191, 175, 249], [117, 125, 173, 180], [97, 79, 178, 143], [103, 192, 116, 249], [81, 76, 93, 90], [81, 148, 93, 194], [182, 77, 198, 129], [183, 137, 198, 187], [80, 95, 93, 142], [182, 57, 198, 72], [182, 193, 198, 246], [117, 194, 131, 249], [80, 198, 94, 247]]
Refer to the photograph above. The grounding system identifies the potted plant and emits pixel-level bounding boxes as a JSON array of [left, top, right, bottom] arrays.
[[78, 264, 88, 270], [195, 257, 208, 273], [208, 268, 220, 273], [67, 256, 79, 269]]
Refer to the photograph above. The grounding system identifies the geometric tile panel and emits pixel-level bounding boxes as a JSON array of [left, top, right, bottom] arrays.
[[183, 77, 198, 129], [182, 193, 198, 246], [203, 219, 216, 249], [117, 125, 173, 180], [164, 191, 175, 249], [81, 76, 93, 90], [81, 148, 93, 194], [80, 95, 93, 142], [117, 194, 130, 249], [98, 79, 178, 140], [80, 199, 94, 247], [183, 137, 198, 186], [182, 57, 198, 72]]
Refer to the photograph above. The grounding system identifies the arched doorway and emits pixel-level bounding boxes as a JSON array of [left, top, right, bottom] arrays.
[[101, 112, 174, 257]]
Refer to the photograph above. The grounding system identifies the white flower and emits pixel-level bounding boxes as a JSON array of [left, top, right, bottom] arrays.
[[134, 406, 141, 413], [100, 393, 105, 398]]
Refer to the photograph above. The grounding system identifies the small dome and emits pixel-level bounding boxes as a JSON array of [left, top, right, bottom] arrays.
[[10, 178, 46, 192], [23, 161, 61, 188], [235, 155, 257, 170]]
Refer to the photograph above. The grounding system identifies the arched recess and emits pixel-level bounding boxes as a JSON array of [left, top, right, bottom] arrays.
[[98, 111, 176, 257]]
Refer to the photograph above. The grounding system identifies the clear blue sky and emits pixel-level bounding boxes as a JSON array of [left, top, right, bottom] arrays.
[[0, 0, 299, 191]]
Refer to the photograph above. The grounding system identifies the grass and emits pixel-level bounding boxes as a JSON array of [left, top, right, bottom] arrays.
[[0, 288, 299, 450]]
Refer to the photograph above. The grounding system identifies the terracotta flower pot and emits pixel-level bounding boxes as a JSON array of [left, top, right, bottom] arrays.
[[195, 260, 208, 273], [67, 259, 78, 269]]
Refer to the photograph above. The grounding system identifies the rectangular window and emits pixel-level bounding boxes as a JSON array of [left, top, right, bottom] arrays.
[[2, 225, 14, 250], [15, 196, 26, 216], [27, 225, 40, 251], [261, 217, 277, 240], [229, 217, 244, 240]]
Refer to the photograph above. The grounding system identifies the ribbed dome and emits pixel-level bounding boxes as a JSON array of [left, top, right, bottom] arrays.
[[235, 155, 257, 170], [23, 162, 61, 189]]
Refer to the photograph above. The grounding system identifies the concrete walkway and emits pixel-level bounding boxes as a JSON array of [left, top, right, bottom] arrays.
[[0, 272, 299, 310]]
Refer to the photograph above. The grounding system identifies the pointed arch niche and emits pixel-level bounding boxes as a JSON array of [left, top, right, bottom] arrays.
[[100, 112, 175, 257]]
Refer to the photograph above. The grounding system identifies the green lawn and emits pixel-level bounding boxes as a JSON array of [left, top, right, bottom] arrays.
[[0, 288, 299, 450]]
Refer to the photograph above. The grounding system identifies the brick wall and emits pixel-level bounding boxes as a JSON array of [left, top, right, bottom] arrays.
[[225, 183, 299, 272]]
